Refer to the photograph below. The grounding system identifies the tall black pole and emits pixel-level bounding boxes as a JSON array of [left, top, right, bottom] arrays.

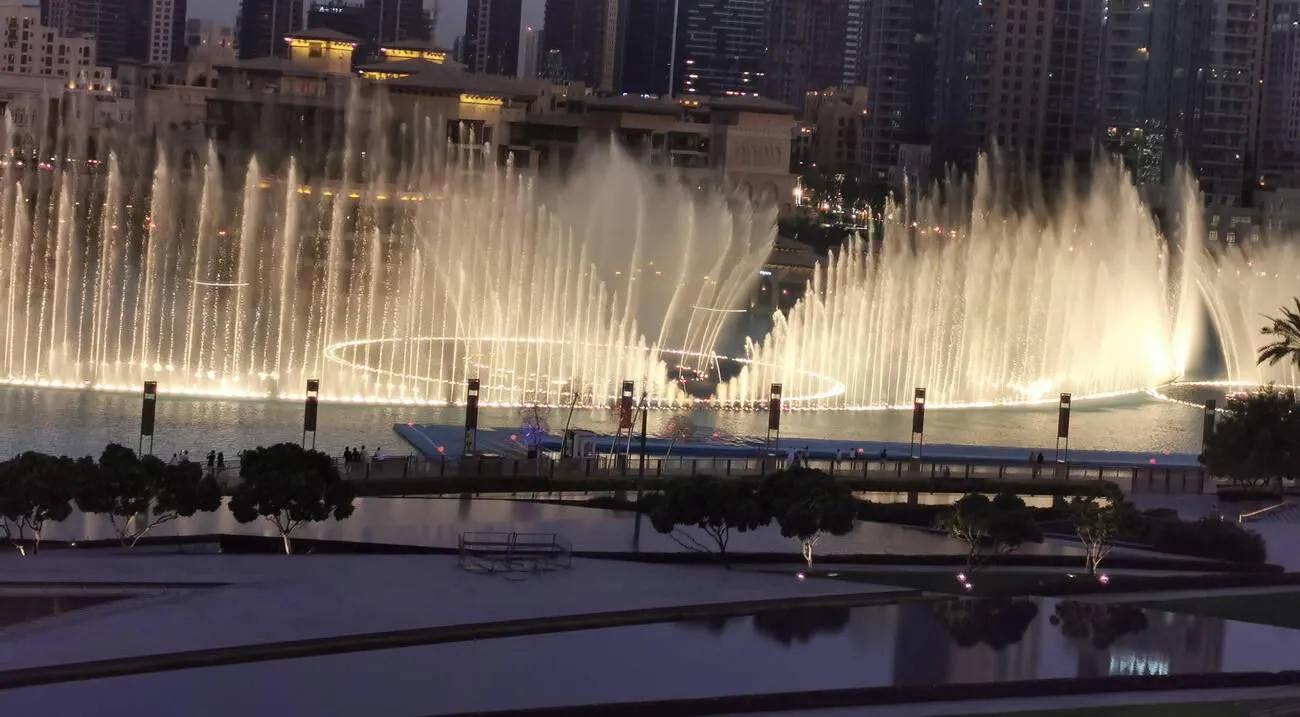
[[910, 387, 926, 459], [303, 379, 320, 450], [139, 381, 157, 456], [1202, 399, 1217, 455], [1055, 392, 1071, 463], [634, 391, 648, 549]]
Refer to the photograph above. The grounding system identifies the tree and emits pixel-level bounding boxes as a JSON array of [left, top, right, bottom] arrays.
[[1258, 298, 1300, 369], [645, 476, 768, 563], [1199, 385, 1300, 488], [760, 468, 858, 568], [0, 452, 81, 556], [941, 492, 1042, 574], [228, 443, 356, 554], [1066, 491, 1141, 576], [76, 443, 222, 548]]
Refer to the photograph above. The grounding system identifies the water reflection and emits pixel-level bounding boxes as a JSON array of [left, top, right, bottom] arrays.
[[752, 606, 853, 647], [658, 598, 1238, 686]]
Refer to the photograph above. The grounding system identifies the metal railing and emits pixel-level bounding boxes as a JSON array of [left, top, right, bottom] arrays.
[[326, 453, 1209, 494]]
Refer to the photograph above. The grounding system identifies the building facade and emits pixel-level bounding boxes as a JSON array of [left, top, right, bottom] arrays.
[[464, 0, 521, 76], [764, 0, 849, 112], [237, 0, 305, 60], [616, 0, 675, 96], [675, 0, 767, 97], [42, 0, 184, 66], [933, 0, 1102, 177]]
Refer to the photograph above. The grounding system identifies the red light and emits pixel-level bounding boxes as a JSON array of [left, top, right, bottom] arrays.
[[437, 446, 446, 454]]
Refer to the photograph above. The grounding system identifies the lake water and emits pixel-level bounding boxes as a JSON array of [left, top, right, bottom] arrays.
[[37, 496, 1084, 559], [0, 384, 1209, 461], [38, 596, 1290, 716]]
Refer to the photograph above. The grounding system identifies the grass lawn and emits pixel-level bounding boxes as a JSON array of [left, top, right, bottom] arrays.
[[951, 699, 1295, 717], [1135, 590, 1300, 630], [820, 568, 1087, 596]]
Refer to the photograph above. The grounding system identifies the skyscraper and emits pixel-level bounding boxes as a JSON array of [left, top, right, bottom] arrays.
[[308, 0, 368, 40], [764, 0, 849, 110], [1261, 0, 1300, 187], [42, 0, 184, 65], [237, 0, 305, 59], [676, 0, 767, 96], [541, 0, 604, 86], [465, 0, 521, 75], [616, 0, 675, 96], [1194, 0, 1265, 206], [857, 0, 936, 182], [366, 0, 429, 43], [934, 0, 1102, 176], [522, 24, 539, 78]]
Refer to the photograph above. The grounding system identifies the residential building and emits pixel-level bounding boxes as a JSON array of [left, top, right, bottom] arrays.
[[1195, 0, 1265, 206], [933, 0, 1102, 177], [676, 0, 767, 97], [616, 0, 675, 96], [857, 0, 936, 187], [42, 0, 182, 66], [237, 0, 305, 59], [764, 0, 849, 112], [148, 0, 186, 64], [464, 0, 521, 76], [1259, 1, 1300, 190], [0, 1, 118, 150], [541, 0, 613, 89]]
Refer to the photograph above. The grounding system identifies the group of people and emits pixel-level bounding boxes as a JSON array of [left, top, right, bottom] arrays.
[[165, 450, 227, 472], [342, 446, 382, 463]]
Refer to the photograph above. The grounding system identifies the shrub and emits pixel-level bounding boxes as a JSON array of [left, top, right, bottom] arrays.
[[1152, 517, 1267, 564]]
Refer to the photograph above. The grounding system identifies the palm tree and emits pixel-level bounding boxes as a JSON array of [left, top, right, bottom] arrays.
[[1258, 298, 1300, 368]]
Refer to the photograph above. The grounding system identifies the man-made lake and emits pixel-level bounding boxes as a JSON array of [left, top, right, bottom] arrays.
[[39, 497, 1082, 558], [0, 384, 1207, 459], [12, 596, 1292, 717]]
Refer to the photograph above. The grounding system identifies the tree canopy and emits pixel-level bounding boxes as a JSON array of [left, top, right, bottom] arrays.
[[760, 468, 858, 567], [0, 452, 82, 555], [1066, 490, 1141, 576], [645, 476, 768, 561], [229, 443, 355, 554], [1199, 385, 1300, 487], [941, 492, 1042, 574], [1258, 299, 1300, 369], [76, 443, 222, 548]]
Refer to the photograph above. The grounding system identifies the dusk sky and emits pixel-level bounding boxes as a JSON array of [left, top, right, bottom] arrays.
[[197, 1, 546, 50]]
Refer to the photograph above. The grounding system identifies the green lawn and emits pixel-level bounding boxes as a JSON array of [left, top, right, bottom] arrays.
[[951, 699, 1295, 717], [1135, 590, 1300, 630], [821, 568, 1082, 596]]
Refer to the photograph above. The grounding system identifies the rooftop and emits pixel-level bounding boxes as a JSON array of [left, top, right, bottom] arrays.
[[284, 28, 361, 45]]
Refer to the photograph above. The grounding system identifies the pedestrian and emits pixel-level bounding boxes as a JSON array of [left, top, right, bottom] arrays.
[[802, 446, 810, 468], [216, 452, 225, 471], [168, 453, 178, 466], [207, 450, 216, 470], [343, 447, 352, 462], [182, 450, 189, 462]]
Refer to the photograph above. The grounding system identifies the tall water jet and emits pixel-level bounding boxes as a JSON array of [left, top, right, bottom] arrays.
[[729, 156, 1187, 408], [0, 93, 775, 407]]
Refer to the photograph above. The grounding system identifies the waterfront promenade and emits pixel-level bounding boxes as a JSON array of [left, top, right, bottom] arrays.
[[314, 453, 1208, 497]]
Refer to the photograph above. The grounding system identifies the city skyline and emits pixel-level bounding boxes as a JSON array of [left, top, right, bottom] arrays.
[[195, 0, 544, 49]]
